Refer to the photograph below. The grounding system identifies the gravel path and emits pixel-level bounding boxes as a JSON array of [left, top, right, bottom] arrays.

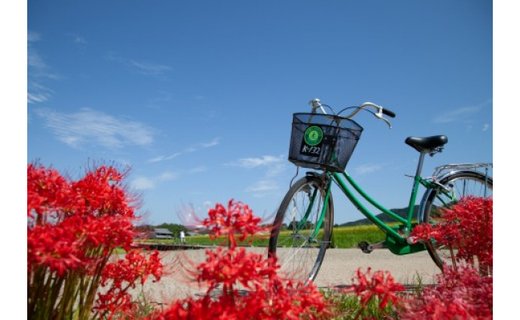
[[139, 247, 441, 305]]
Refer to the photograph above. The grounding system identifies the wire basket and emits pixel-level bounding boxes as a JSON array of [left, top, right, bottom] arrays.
[[288, 113, 363, 172]]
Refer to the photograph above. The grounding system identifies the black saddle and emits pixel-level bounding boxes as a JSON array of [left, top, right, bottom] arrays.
[[405, 135, 448, 154]]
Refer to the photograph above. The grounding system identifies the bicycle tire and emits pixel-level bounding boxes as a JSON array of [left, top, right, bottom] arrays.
[[420, 170, 493, 271], [268, 174, 333, 283]]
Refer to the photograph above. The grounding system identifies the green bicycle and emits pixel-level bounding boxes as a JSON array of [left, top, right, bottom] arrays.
[[268, 98, 492, 283]]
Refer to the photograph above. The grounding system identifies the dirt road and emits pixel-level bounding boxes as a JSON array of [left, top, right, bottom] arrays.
[[139, 247, 441, 304]]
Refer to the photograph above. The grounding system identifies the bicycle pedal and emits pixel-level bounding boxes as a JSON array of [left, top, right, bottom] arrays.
[[358, 241, 386, 254], [358, 241, 373, 254]]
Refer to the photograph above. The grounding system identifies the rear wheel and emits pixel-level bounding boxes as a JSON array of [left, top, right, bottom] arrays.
[[268, 174, 333, 283], [421, 171, 493, 272]]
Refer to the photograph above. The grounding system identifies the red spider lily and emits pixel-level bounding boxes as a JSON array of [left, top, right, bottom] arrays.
[[196, 247, 278, 292], [27, 163, 70, 219], [351, 267, 405, 309], [402, 265, 492, 319], [203, 200, 264, 247], [27, 163, 163, 320], [149, 201, 330, 320], [411, 197, 493, 271], [95, 250, 163, 318]]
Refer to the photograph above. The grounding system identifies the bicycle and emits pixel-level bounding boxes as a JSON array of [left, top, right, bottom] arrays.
[[267, 98, 493, 283]]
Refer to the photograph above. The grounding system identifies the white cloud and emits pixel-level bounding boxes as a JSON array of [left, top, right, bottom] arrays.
[[28, 92, 51, 104], [35, 108, 154, 149], [28, 31, 61, 104], [231, 155, 285, 169], [129, 60, 171, 75], [200, 137, 220, 148], [107, 52, 172, 76], [482, 123, 490, 132], [131, 167, 203, 192], [28, 51, 47, 69], [433, 99, 491, 124], [73, 35, 87, 45], [158, 171, 179, 181], [148, 152, 182, 163], [28, 83, 53, 104], [130, 177, 155, 190], [28, 34, 60, 80], [246, 180, 279, 196], [148, 137, 220, 163], [354, 163, 383, 175], [188, 166, 207, 174], [231, 155, 287, 197]]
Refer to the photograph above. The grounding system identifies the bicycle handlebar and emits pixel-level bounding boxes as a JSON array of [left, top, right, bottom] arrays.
[[382, 108, 396, 118], [309, 98, 396, 128]]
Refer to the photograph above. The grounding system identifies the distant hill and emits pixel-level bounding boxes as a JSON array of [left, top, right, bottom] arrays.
[[338, 205, 419, 227]]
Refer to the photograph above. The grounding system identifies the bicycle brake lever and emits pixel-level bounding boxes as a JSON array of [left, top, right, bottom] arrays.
[[381, 117, 392, 128], [374, 108, 392, 128]]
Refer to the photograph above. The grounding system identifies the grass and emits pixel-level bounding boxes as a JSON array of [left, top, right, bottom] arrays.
[[330, 224, 387, 248], [143, 224, 391, 249], [322, 289, 401, 320]]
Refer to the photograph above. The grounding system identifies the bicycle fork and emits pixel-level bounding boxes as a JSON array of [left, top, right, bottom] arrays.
[[291, 179, 331, 243]]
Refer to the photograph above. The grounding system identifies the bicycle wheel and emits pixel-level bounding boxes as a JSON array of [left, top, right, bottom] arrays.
[[268, 174, 333, 283], [420, 171, 493, 271]]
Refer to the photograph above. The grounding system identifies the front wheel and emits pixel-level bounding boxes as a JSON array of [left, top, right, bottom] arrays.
[[420, 171, 493, 272], [268, 174, 333, 283]]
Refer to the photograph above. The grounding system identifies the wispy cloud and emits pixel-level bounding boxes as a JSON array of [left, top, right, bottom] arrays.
[[482, 123, 490, 132], [72, 34, 87, 45], [158, 171, 179, 182], [128, 60, 172, 75], [354, 163, 384, 175], [107, 52, 172, 76], [35, 108, 155, 149], [131, 176, 156, 191], [246, 179, 280, 197], [200, 138, 220, 148], [188, 166, 207, 174], [130, 167, 202, 191], [230, 155, 287, 197], [148, 138, 220, 163], [229, 155, 285, 169], [28, 32, 61, 80], [28, 31, 60, 104], [28, 83, 54, 104], [433, 99, 491, 124]]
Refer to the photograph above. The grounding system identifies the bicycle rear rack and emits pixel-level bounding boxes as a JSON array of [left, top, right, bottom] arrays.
[[431, 162, 492, 179], [417, 162, 492, 223]]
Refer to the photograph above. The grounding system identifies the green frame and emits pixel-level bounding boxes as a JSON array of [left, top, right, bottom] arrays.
[[324, 171, 438, 255]]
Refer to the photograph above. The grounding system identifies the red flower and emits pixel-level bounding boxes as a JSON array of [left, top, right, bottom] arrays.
[[27, 163, 163, 320], [96, 250, 163, 317], [352, 267, 405, 309], [203, 200, 264, 247], [402, 265, 492, 319], [149, 201, 330, 320], [411, 197, 493, 270]]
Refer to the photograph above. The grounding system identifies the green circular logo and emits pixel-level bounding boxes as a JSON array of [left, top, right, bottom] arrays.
[[304, 126, 324, 146]]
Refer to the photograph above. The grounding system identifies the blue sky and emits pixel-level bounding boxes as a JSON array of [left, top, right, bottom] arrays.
[[27, 0, 492, 226]]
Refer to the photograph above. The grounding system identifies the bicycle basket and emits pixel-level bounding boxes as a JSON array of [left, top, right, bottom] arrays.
[[288, 113, 363, 172]]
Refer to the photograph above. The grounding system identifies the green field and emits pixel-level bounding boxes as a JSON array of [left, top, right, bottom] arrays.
[[146, 224, 389, 249]]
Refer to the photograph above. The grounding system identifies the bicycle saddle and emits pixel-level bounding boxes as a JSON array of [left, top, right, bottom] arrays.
[[405, 135, 448, 153]]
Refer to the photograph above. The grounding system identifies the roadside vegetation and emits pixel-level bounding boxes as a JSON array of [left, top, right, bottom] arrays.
[[142, 224, 387, 249], [28, 163, 492, 319]]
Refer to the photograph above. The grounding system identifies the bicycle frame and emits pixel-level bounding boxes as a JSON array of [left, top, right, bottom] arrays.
[[302, 168, 445, 256], [330, 170, 436, 255]]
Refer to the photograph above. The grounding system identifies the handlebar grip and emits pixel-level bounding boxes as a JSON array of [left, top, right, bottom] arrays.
[[382, 108, 396, 118]]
